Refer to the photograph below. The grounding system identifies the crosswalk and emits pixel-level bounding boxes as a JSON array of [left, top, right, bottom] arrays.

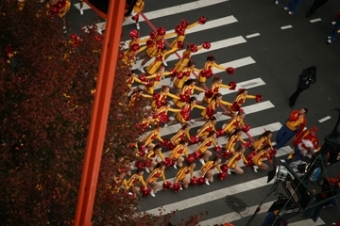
[[72, 1, 327, 225]]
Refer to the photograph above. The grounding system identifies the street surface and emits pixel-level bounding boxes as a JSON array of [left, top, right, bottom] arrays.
[[67, 0, 340, 225]]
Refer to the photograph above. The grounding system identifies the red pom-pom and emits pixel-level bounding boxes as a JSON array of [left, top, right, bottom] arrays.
[[139, 75, 147, 82], [216, 128, 225, 138], [176, 72, 184, 79], [140, 186, 151, 197], [164, 157, 174, 167], [255, 94, 262, 102], [175, 25, 185, 36], [222, 151, 232, 159], [129, 30, 139, 39], [166, 142, 175, 150], [135, 161, 144, 169], [226, 67, 235, 75], [131, 43, 140, 52], [204, 90, 214, 98], [194, 150, 203, 159], [242, 124, 251, 133], [190, 176, 198, 185], [144, 159, 152, 167], [190, 136, 200, 144], [214, 146, 222, 152], [157, 27, 166, 35], [150, 31, 157, 39], [220, 163, 228, 172], [179, 94, 190, 103], [177, 41, 184, 49], [243, 141, 252, 148], [218, 171, 227, 180], [198, 176, 206, 184], [230, 102, 240, 112], [228, 81, 236, 90], [187, 154, 196, 164], [145, 80, 153, 87], [163, 181, 172, 190], [161, 139, 169, 147], [118, 52, 124, 59], [189, 44, 198, 52], [131, 14, 139, 22], [202, 41, 211, 49], [198, 16, 207, 24], [172, 182, 181, 192], [146, 39, 155, 48]]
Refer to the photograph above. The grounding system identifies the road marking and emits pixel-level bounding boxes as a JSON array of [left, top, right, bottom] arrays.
[[246, 33, 260, 39], [281, 25, 293, 30], [310, 18, 322, 23], [131, 36, 248, 69], [157, 101, 275, 137], [318, 116, 331, 123], [122, 16, 238, 49]]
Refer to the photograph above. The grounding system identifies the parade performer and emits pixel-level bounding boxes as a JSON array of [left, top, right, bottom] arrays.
[[142, 125, 164, 150], [151, 102, 181, 125], [121, 44, 147, 68], [275, 108, 308, 150], [136, 115, 156, 134], [166, 16, 207, 57], [195, 131, 221, 165], [141, 67, 173, 95], [253, 130, 274, 152], [227, 145, 248, 175], [145, 144, 165, 173], [165, 97, 205, 126], [173, 79, 205, 108], [228, 89, 262, 115], [117, 157, 134, 177], [196, 117, 217, 141], [219, 111, 247, 136], [145, 163, 167, 197], [131, 0, 145, 30], [203, 76, 236, 104], [174, 162, 196, 189], [144, 42, 174, 74], [247, 145, 273, 173], [197, 55, 228, 90], [151, 86, 179, 111], [201, 93, 231, 120], [123, 169, 147, 194], [111, 172, 126, 194], [169, 140, 189, 169], [167, 123, 192, 149], [126, 70, 146, 90], [128, 88, 152, 106], [201, 156, 223, 185], [46, 0, 71, 33], [223, 129, 250, 159], [172, 60, 200, 93]]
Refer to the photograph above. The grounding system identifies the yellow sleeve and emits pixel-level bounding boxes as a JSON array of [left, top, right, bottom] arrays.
[[220, 100, 232, 106], [137, 45, 147, 53], [161, 171, 166, 182], [220, 84, 231, 89], [241, 153, 248, 163], [122, 179, 129, 189], [186, 21, 199, 29], [213, 62, 226, 71], [157, 150, 165, 161], [156, 133, 164, 142], [141, 94, 153, 99], [225, 139, 234, 151], [138, 37, 149, 44], [184, 147, 188, 158], [216, 164, 222, 173], [239, 119, 245, 128], [194, 85, 205, 92], [239, 136, 245, 143], [212, 138, 217, 147], [185, 131, 191, 140], [267, 138, 273, 149], [168, 108, 181, 113], [196, 124, 207, 137], [254, 139, 264, 152], [163, 71, 173, 76], [193, 67, 201, 73], [146, 73, 157, 79], [167, 93, 180, 99], [140, 176, 147, 187], [196, 45, 203, 51], [194, 104, 206, 110], [134, 76, 146, 85], [224, 119, 235, 132], [245, 95, 256, 99]]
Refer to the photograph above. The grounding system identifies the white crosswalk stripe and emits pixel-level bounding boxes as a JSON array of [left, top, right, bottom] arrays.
[[72, 1, 328, 225]]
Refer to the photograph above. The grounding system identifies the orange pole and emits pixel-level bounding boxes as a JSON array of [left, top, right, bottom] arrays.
[[73, 1, 125, 226]]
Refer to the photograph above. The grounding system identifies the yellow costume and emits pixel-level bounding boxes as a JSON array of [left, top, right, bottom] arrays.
[[173, 66, 200, 89], [196, 121, 217, 138], [169, 129, 191, 145], [223, 115, 245, 134], [176, 103, 205, 123], [173, 45, 204, 72], [227, 152, 247, 169], [198, 62, 226, 83], [152, 106, 181, 123], [151, 91, 179, 111], [203, 82, 231, 103], [253, 137, 273, 152], [175, 166, 194, 183], [169, 144, 188, 160], [122, 46, 147, 67], [145, 71, 172, 94], [252, 149, 271, 166], [225, 135, 245, 153], [146, 148, 165, 161], [123, 173, 146, 190], [201, 99, 231, 119], [133, 0, 145, 13], [146, 49, 173, 75], [126, 74, 145, 89], [142, 129, 164, 147], [201, 161, 222, 176], [197, 136, 217, 155], [173, 84, 205, 108], [146, 168, 166, 184]]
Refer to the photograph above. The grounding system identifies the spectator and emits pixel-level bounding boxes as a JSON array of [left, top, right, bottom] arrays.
[[305, 0, 329, 18], [328, 10, 340, 44]]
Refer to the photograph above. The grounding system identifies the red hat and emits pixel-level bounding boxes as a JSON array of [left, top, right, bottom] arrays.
[[310, 126, 318, 133]]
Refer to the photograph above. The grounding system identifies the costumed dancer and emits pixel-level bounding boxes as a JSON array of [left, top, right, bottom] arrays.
[[151, 102, 181, 125], [121, 32, 147, 67], [174, 162, 196, 190], [253, 130, 274, 152], [195, 131, 220, 165], [131, 0, 144, 30], [228, 89, 262, 116], [144, 144, 165, 173], [201, 93, 231, 120], [247, 145, 273, 173], [141, 125, 164, 150], [141, 67, 173, 95], [223, 129, 250, 159], [227, 145, 248, 175], [111, 172, 126, 194], [117, 157, 134, 177], [169, 140, 189, 169], [144, 42, 174, 75], [123, 169, 147, 195], [46, 0, 71, 33], [138, 27, 176, 72], [218, 110, 248, 137], [145, 163, 168, 197], [165, 16, 207, 58], [173, 79, 205, 108], [151, 85, 179, 111], [128, 88, 152, 107], [172, 60, 200, 94], [169, 42, 210, 87], [126, 70, 146, 90], [196, 116, 217, 141], [201, 156, 223, 185], [203, 76, 236, 104], [197, 55, 229, 90], [167, 123, 192, 149], [136, 115, 156, 136], [165, 97, 205, 127]]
